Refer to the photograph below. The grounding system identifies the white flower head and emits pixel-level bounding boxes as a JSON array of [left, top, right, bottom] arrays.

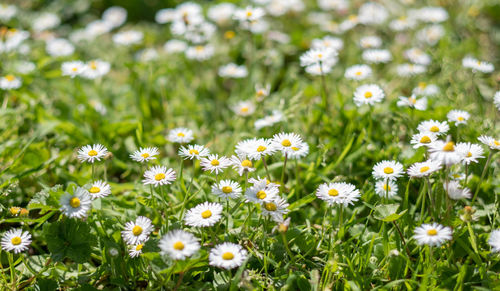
[[230, 155, 256, 176], [185, 45, 215, 61], [413, 223, 452, 247], [142, 166, 176, 187], [372, 160, 404, 181], [374, 180, 398, 198], [179, 144, 210, 160], [130, 147, 160, 163], [494, 91, 500, 111], [232, 100, 255, 116], [184, 202, 223, 227], [271, 132, 305, 156], [233, 6, 265, 22], [219, 63, 248, 78], [46, 38, 74, 57], [300, 47, 338, 67], [113, 30, 143, 46], [455, 142, 484, 164], [407, 160, 442, 178], [200, 154, 231, 174], [353, 84, 385, 107], [446, 181, 471, 200], [488, 230, 500, 253], [77, 144, 108, 163], [235, 138, 276, 161], [168, 128, 194, 144], [245, 179, 279, 204], [60, 187, 92, 218], [159, 229, 200, 260], [128, 243, 144, 258], [164, 39, 188, 53], [0, 74, 21, 90], [82, 60, 111, 79], [209, 242, 248, 269], [88, 180, 111, 199], [121, 216, 153, 245], [1, 229, 31, 254], [478, 135, 500, 151], [261, 196, 290, 222], [212, 180, 242, 199], [316, 182, 361, 206], [397, 95, 427, 111], [359, 36, 382, 49], [362, 49, 392, 64], [412, 82, 439, 97], [428, 141, 462, 166], [345, 64, 372, 80], [447, 110, 470, 125], [62, 61, 86, 78], [311, 36, 343, 51], [417, 120, 449, 136]]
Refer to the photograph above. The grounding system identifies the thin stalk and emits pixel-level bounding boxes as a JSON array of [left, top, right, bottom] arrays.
[[472, 151, 493, 204], [280, 153, 288, 192], [392, 221, 411, 258], [319, 61, 330, 111], [261, 156, 271, 181]]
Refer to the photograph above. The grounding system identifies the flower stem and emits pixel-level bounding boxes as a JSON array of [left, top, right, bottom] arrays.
[[472, 151, 493, 204]]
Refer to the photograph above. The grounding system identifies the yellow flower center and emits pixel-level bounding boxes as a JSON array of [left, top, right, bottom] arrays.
[[9, 207, 20, 215], [281, 139, 292, 147], [5, 74, 15, 81], [135, 244, 143, 251], [348, 15, 357, 21], [173, 241, 185, 250], [457, 117, 464, 121], [328, 189, 339, 196], [155, 173, 165, 181], [427, 229, 437, 236], [72, 67, 78, 72], [420, 136, 431, 143], [264, 202, 277, 211], [364, 91, 373, 98], [132, 225, 143, 236], [383, 167, 394, 174], [443, 142, 455, 152], [141, 153, 150, 158], [177, 132, 185, 137], [257, 145, 266, 152], [11, 236, 22, 245], [256, 190, 267, 200], [291, 147, 299, 151], [69, 197, 81, 208], [241, 160, 252, 167], [189, 149, 199, 155], [195, 45, 204, 52], [355, 71, 362, 76], [201, 210, 212, 219], [467, 152, 472, 157], [383, 184, 391, 191], [246, 11, 252, 17], [494, 140, 500, 146], [88, 150, 98, 156], [211, 159, 220, 166], [222, 252, 234, 260], [240, 107, 249, 113], [409, 97, 416, 104], [420, 166, 430, 173], [222, 186, 233, 193], [224, 30, 235, 39], [89, 186, 100, 193], [317, 53, 323, 58], [430, 126, 439, 132], [418, 82, 427, 89], [90, 61, 97, 70]]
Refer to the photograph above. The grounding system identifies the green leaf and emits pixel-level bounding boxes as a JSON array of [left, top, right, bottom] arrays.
[[27, 184, 64, 214], [373, 204, 407, 222]]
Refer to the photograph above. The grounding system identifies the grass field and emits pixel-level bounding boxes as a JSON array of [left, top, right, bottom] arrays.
[[1, 0, 500, 290]]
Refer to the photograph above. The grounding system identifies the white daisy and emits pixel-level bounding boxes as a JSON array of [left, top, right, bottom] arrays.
[[129, 243, 144, 258], [374, 180, 398, 198], [311, 36, 343, 51], [412, 82, 439, 97], [159, 229, 200, 260], [413, 223, 452, 247], [447, 110, 470, 125], [218, 63, 248, 78], [353, 84, 385, 107], [396, 64, 426, 77], [167, 128, 194, 144], [462, 56, 494, 73], [315, 182, 361, 206], [404, 48, 431, 65], [121, 216, 153, 245], [271, 132, 304, 156], [230, 155, 256, 176], [255, 84, 271, 101], [112, 30, 143, 46], [397, 95, 427, 111], [494, 91, 500, 111], [232, 100, 255, 116], [417, 120, 449, 136], [305, 63, 333, 75], [410, 132, 438, 149], [362, 49, 392, 64], [1, 229, 31, 254], [200, 154, 231, 174], [261, 196, 289, 222], [300, 47, 338, 67], [77, 144, 108, 163], [164, 39, 188, 53], [446, 181, 471, 200], [372, 160, 404, 181], [60, 187, 92, 219], [61, 61, 86, 78], [407, 160, 442, 178], [344, 64, 372, 80], [142, 166, 176, 187], [209, 242, 248, 269], [478, 135, 500, 151], [184, 202, 223, 227], [450, 172, 466, 181], [46, 38, 75, 57], [235, 138, 276, 161], [185, 45, 215, 61], [0, 74, 21, 90], [178, 144, 210, 160], [211, 180, 242, 199], [416, 25, 444, 46], [245, 179, 279, 203], [102, 6, 127, 27], [88, 180, 111, 199], [233, 6, 265, 22], [82, 60, 111, 79], [488, 230, 500, 253], [455, 142, 484, 164], [428, 141, 462, 166], [130, 147, 160, 163], [288, 141, 309, 160]]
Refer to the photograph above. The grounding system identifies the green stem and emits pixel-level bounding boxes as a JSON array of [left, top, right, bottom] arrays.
[[280, 153, 288, 192], [472, 151, 493, 204]]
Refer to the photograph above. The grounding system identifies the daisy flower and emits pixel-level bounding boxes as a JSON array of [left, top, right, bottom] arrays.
[[77, 144, 108, 163], [396, 64, 426, 77], [168, 128, 194, 144], [46, 38, 74, 57], [164, 39, 188, 53], [311, 36, 343, 51], [407, 160, 442, 178], [231, 100, 255, 116], [288, 141, 309, 159], [305, 63, 333, 75], [412, 82, 439, 97], [488, 230, 500, 253], [315, 182, 361, 206], [209, 242, 248, 269], [0, 74, 21, 90], [122, 216, 153, 245], [494, 91, 500, 111], [413, 223, 452, 247], [271, 132, 304, 156], [245, 179, 279, 203], [130, 147, 160, 163], [88, 180, 111, 199], [404, 48, 431, 65], [416, 25, 444, 46], [218, 63, 248, 78], [61, 61, 86, 78], [82, 60, 111, 79], [359, 36, 382, 49], [178, 144, 210, 160], [374, 180, 398, 197], [129, 243, 144, 258], [211, 180, 242, 199], [230, 155, 256, 176], [429, 141, 462, 166], [447, 110, 470, 125], [372, 160, 404, 181], [255, 84, 271, 101], [1, 229, 31, 254], [344, 64, 372, 80], [446, 181, 471, 200], [184, 202, 223, 227], [261, 196, 290, 222], [455, 142, 484, 164], [450, 172, 465, 181], [362, 49, 392, 64], [235, 138, 276, 161], [185, 45, 215, 61], [142, 166, 176, 187], [410, 132, 437, 148], [233, 6, 265, 23], [159, 229, 200, 260], [417, 120, 449, 136], [478, 135, 500, 150], [112, 30, 143, 46], [397, 95, 427, 111], [60, 187, 92, 218], [32, 12, 60, 31], [300, 47, 338, 67], [462, 56, 494, 73], [200, 154, 231, 174], [353, 84, 385, 107]]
